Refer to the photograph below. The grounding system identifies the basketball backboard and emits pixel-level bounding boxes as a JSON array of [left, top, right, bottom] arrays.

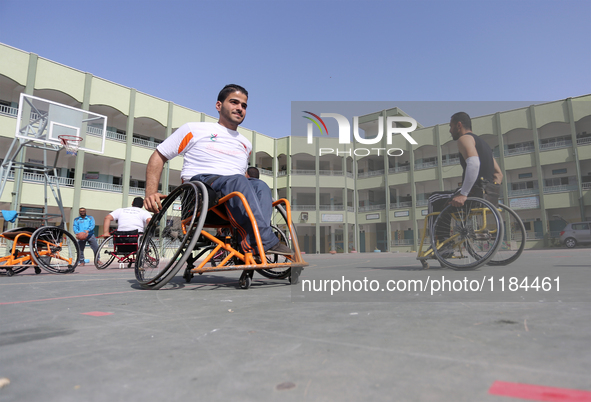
[[14, 93, 106, 155]]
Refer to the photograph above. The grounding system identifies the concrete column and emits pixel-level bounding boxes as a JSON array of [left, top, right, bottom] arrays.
[[122, 89, 136, 202], [315, 137, 321, 253], [566, 98, 585, 221], [529, 105, 548, 246], [70, 73, 93, 226], [10, 53, 38, 228]]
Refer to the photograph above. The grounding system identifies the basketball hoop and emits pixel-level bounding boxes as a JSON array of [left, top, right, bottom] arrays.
[[58, 135, 83, 156]]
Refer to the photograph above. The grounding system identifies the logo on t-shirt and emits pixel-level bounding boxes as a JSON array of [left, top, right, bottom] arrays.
[[210, 133, 218, 141]]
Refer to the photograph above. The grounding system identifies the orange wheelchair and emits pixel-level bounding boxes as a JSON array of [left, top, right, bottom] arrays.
[[0, 225, 80, 276], [134, 181, 307, 290]]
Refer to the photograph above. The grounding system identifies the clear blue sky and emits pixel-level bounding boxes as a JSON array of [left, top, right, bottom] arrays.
[[1, 0, 589, 138]]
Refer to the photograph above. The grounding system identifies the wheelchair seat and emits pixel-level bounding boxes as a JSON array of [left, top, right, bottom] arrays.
[[112, 230, 140, 254], [1, 227, 38, 243]]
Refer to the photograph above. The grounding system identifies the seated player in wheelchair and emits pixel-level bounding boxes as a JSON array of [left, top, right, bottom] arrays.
[[143, 84, 293, 257], [102, 196, 152, 254], [428, 112, 503, 217]]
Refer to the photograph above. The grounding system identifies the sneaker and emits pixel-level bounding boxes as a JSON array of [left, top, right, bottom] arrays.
[[267, 242, 294, 256], [79, 261, 85, 266]]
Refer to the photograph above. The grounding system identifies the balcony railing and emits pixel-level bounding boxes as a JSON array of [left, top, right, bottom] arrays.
[[132, 137, 160, 149], [277, 170, 287, 177], [441, 157, 460, 166], [6, 171, 144, 194], [358, 204, 386, 212], [391, 239, 413, 246], [539, 139, 572, 151], [0, 104, 18, 117], [129, 187, 146, 195], [357, 169, 384, 179], [583, 182, 591, 190], [543, 184, 578, 194], [508, 188, 539, 197], [291, 169, 316, 175], [388, 165, 411, 174], [9, 171, 75, 187], [319, 205, 344, 211], [390, 201, 412, 209], [260, 168, 273, 177], [505, 145, 535, 156], [414, 161, 438, 171], [415, 200, 429, 207], [319, 170, 344, 176], [291, 205, 316, 211], [577, 137, 591, 146]]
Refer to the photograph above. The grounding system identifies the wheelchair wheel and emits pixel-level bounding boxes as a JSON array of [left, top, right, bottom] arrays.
[[487, 203, 526, 266], [95, 236, 116, 269], [257, 225, 292, 280], [257, 203, 295, 280], [29, 226, 80, 274], [431, 197, 503, 270], [135, 182, 206, 289], [0, 260, 32, 276]]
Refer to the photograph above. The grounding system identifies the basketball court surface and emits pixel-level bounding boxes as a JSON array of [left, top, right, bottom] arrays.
[[1, 249, 590, 401]]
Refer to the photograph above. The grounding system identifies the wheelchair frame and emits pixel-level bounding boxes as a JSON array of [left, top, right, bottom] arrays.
[[0, 226, 80, 276], [135, 181, 308, 290], [416, 197, 508, 270], [95, 231, 158, 269]]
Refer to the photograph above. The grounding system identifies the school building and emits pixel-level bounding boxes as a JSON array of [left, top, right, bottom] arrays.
[[1, 42, 590, 254]]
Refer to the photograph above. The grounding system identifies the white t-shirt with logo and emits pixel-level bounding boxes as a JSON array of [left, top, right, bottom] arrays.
[[110, 207, 152, 232], [157, 122, 252, 182]]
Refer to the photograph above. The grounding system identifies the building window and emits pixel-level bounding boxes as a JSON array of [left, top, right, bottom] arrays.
[[552, 168, 567, 175], [518, 173, 533, 179]]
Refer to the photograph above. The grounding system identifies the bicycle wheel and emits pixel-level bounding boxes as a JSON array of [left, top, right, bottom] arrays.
[[135, 182, 205, 289], [95, 236, 116, 269], [257, 203, 295, 280], [30, 226, 80, 274], [487, 203, 526, 266], [431, 197, 503, 270]]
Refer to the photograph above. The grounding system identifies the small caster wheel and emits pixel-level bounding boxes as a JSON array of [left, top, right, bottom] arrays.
[[239, 271, 252, 289], [289, 267, 302, 285], [6, 269, 14, 277], [34, 267, 42, 275], [420, 260, 429, 269], [182, 267, 194, 283]]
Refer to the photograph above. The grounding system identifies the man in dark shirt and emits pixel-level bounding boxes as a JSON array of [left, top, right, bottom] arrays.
[[448, 112, 503, 207]]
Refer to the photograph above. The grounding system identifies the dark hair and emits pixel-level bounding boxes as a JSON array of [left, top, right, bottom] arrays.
[[132, 197, 144, 208], [217, 84, 248, 103], [451, 112, 472, 130], [246, 166, 260, 179]]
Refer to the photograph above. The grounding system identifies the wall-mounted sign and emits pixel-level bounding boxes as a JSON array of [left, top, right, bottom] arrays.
[[85, 171, 100, 180], [322, 214, 343, 222], [394, 210, 409, 217], [421, 209, 428, 216], [366, 213, 380, 220], [509, 196, 540, 210]]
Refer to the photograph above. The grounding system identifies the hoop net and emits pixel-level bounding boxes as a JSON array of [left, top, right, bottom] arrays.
[[58, 135, 83, 156]]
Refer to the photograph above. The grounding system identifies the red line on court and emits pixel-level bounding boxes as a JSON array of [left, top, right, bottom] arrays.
[[0, 290, 139, 305], [489, 381, 591, 402]]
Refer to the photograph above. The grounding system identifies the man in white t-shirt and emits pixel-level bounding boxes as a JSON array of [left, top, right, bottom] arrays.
[[102, 197, 152, 237], [144, 84, 292, 256]]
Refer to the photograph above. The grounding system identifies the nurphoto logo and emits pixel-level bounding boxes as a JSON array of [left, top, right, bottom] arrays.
[[302, 111, 418, 156]]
